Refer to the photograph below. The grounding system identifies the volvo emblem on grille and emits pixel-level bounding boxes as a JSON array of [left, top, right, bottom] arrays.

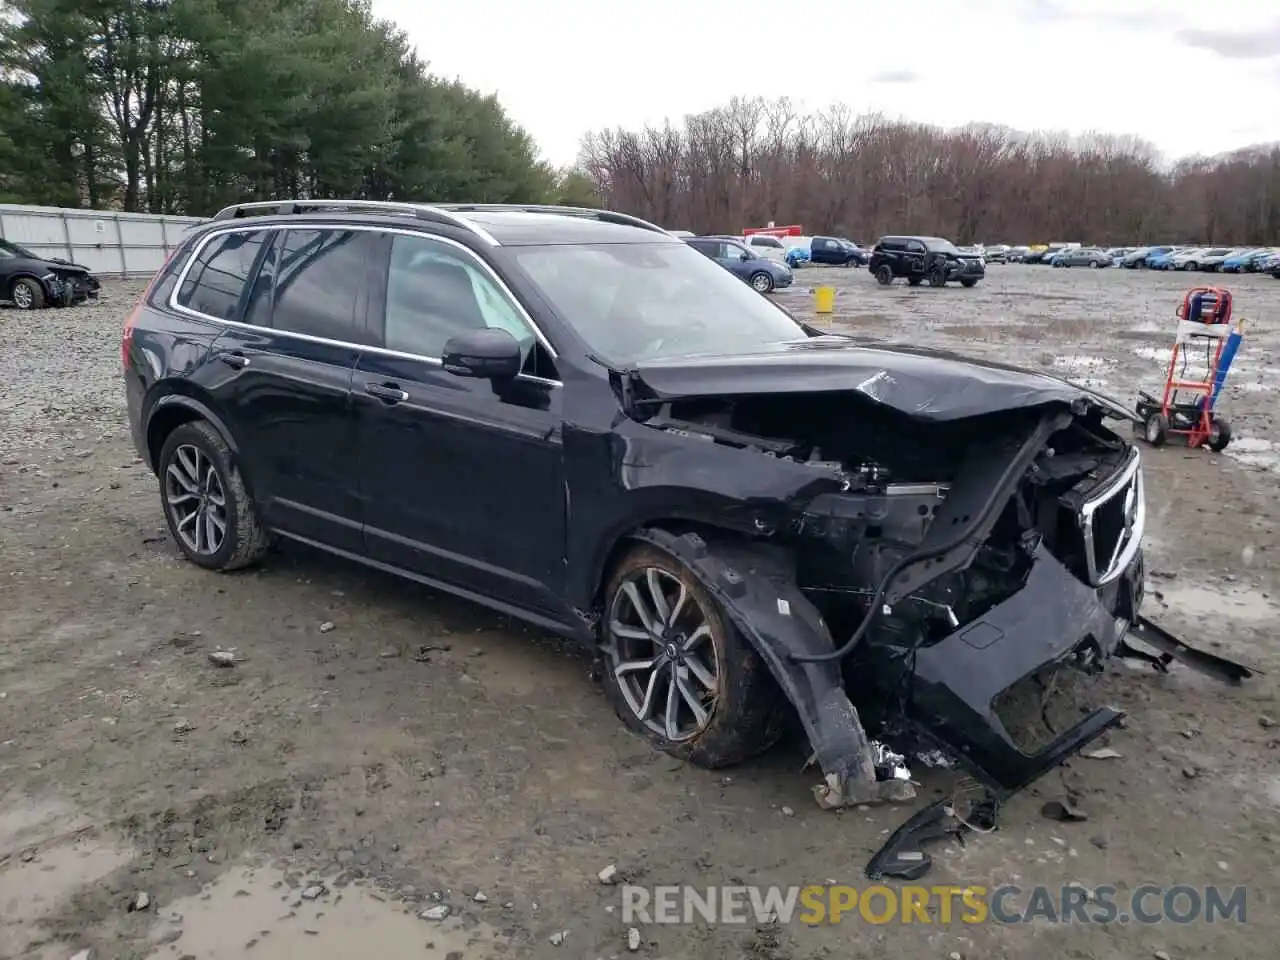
[[1122, 481, 1137, 534]]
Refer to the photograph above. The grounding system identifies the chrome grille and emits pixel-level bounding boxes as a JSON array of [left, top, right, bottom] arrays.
[[1078, 449, 1144, 586]]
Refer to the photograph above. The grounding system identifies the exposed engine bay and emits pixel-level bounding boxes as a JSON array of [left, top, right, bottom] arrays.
[[617, 383, 1255, 876]]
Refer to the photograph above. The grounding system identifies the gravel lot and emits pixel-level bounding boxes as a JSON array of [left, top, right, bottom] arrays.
[[2, 265, 1278, 960]]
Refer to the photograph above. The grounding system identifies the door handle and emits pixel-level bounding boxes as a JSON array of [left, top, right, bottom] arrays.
[[364, 381, 409, 404], [219, 352, 250, 369]]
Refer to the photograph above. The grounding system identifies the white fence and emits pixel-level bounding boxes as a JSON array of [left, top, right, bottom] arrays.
[[0, 204, 203, 277]]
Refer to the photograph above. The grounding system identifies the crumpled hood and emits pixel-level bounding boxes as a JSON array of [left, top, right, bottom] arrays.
[[632, 336, 1140, 422]]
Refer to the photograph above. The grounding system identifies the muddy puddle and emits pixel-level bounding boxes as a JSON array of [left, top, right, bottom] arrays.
[[147, 865, 510, 959], [0, 814, 134, 959]]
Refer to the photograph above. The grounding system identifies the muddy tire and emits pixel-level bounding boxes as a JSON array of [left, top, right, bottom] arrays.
[[9, 277, 44, 310], [157, 420, 273, 571], [875, 264, 893, 285], [1143, 412, 1169, 448], [1208, 417, 1232, 452], [601, 544, 785, 768]]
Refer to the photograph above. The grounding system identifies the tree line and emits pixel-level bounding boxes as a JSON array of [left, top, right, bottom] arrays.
[[579, 97, 1280, 245], [0, 0, 597, 214]]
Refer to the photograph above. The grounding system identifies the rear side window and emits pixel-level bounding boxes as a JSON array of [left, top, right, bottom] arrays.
[[176, 230, 270, 320], [271, 229, 379, 341]]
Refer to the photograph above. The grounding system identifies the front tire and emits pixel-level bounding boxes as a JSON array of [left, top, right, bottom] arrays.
[[960, 278, 979, 288], [601, 544, 784, 768], [749, 272, 774, 294], [9, 277, 44, 310], [158, 420, 272, 571], [1143, 412, 1170, 448]]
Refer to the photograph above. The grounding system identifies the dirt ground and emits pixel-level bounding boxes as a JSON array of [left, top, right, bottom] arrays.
[[1, 263, 1278, 960]]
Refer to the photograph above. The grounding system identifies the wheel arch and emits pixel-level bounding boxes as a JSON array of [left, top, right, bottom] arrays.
[[589, 516, 756, 614], [144, 391, 241, 475], [7, 271, 52, 296]]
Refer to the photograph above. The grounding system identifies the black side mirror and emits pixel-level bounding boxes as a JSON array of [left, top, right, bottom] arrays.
[[442, 328, 522, 380]]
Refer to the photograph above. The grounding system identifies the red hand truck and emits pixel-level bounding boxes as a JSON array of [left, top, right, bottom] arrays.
[[1134, 286, 1242, 452]]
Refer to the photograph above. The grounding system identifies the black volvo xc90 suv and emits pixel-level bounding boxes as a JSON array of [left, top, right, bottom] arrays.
[[123, 200, 1199, 809]]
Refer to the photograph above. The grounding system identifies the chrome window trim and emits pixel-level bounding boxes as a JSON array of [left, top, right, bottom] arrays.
[[1078, 447, 1144, 586], [167, 221, 562, 384]]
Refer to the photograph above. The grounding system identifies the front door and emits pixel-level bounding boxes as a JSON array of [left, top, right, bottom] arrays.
[[354, 231, 567, 621]]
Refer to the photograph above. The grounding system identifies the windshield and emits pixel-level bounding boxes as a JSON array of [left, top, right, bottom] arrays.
[[924, 238, 961, 255], [0, 239, 38, 259], [508, 241, 807, 364]]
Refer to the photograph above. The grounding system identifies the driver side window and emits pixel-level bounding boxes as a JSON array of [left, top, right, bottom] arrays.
[[383, 234, 535, 361]]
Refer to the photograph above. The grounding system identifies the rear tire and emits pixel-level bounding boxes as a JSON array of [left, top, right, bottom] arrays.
[[960, 278, 979, 288], [158, 420, 273, 571], [601, 544, 785, 768], [1208, 418, 1232, 452], [9, 277, 44, 310], [875, 264, 894, 285]]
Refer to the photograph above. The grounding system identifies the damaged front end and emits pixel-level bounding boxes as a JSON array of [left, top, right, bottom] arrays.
[[609, 353, 1254, 819]]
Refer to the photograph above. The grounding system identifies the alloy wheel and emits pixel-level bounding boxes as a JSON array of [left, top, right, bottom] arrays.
[[164, 443, 228, 556], [12, 282, 33, 309], [607, 566, 719, 741]]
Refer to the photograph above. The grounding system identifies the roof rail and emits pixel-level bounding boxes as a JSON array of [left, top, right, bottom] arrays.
[[207, 199, 498, 245], [433, 203, 673, 237]]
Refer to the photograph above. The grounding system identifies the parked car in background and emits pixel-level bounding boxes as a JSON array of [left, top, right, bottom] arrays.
[[983, 244, 1011, 263], [1006, 245, 1032, 262], [868, 236, 985, 287], [1120, 246, 1167, 268], [0, 238, 101, 309], [1258, 250, 1280, 275], [1168, 247, 1219, 271], [841, 239, 869, 265], [1146, 248, 1184, 270], [686, 236, 793, 292], [1221, 248, 1271, 272], [1052, 247, 1113, 268], [1197, 248, 1245, 272], [809, 236, 862, 266], [739, 233, 790, 264]]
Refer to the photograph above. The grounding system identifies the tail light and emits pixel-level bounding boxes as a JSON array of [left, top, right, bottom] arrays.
[[123, 245, 181, 371]]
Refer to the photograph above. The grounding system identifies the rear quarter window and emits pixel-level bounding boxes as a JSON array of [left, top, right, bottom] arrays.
[[175, 230, 271, 321]]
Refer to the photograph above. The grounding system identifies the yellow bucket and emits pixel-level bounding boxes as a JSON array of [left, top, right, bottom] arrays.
[[814, 285, 835, 314]]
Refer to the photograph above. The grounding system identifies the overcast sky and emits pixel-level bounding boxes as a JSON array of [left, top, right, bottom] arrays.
[[370, 0, 1280, 167]]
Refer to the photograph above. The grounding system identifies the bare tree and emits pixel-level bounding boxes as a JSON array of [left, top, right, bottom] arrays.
[[582, 101, 1280, 244]]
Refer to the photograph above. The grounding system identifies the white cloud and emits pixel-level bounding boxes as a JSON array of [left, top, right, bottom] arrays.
[[371, 0, 1280, 166]]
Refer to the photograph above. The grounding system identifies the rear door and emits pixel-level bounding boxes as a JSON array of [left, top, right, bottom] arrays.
[[193, 226, 378, 552]]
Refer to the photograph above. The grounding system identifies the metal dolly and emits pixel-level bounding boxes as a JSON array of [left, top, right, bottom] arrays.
[[1135, 286, 1244, 452]]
